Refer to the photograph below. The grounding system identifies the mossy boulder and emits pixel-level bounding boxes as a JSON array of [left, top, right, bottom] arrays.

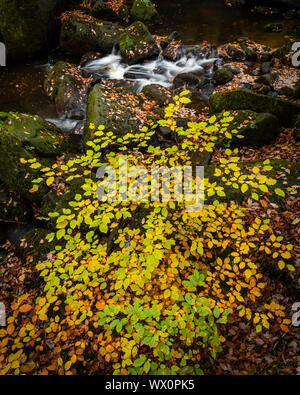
[[0, 112, 77, 201], [0, 182, 31, 223], [0, 0, 64, 59], [209, 89, 300, 126], [141, 84, 170, 107], [205, 159, 300, 207], [213, 68, 234, 85], [215, 110, 280, 147], [44, 61, 91, 119], [59, 15, 124, 55], [84, 84, 143, 145], [131, 0, 160, 23], [118, 21, 159, 64], [91, 0, 119, 20]]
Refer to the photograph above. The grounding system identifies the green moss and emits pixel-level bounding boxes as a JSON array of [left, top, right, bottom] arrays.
[[214, 68, 234, 85], [209, 89, 300, 126], [131, 0, 159, 23], [118, 21, 159, 64]]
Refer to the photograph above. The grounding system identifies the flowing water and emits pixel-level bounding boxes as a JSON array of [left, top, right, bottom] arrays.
[[82, 47, 217, 92]]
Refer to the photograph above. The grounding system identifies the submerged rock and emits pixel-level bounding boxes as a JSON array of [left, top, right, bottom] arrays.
[[130, 0, 160, 23], [60, 15, 124, 55], [118, 21, 159, 64], [209, 89, 300, 126], [0, 0, 64, 59]]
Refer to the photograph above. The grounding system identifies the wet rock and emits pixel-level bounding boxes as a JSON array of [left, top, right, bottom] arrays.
[[0, 0, 64, 59], [118, 21, 159, 64], [173, 72, 205, 90], [209, 89, 300, 126], [214, 110, 280, 147], [141, 84, 170, 107], [80, 52, 102, 68], [60, 15, 124, 55], [260, 62, 271, 75], [0, 112, 77, 201], [240, 42, 257, 61], [84, 84, 142, 145], [44, 61, 91, 119], [91, 0, 119, 20], [252, 6, 280, 16], [131, 0, 160, 23], [256, 73, 273, 86], [213, 67, 233, 85], [220, 44, 245, 61], [264, 23, 284, 33], [161, 31, 179, 49]]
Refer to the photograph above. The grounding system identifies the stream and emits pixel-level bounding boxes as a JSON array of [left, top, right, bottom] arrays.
[[0, 0, 297, 243]]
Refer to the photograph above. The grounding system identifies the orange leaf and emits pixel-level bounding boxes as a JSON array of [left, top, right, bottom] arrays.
[[19, 304, 32, 313]]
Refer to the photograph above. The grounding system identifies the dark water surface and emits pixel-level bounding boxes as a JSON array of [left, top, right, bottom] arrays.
[[156, 0, 297, 47]]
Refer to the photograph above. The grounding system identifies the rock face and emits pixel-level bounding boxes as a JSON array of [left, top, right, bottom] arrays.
[[0, 112, 76, 201], [44, 61, 91, 119], [0, 0, 64, 59], [84, 84, 143, 145], [59, 15, 124, 55], [209, 89, 300, 126], [215, 110, 280, 147], [131, 0, 159, 23], [118, 21, 159, 64]]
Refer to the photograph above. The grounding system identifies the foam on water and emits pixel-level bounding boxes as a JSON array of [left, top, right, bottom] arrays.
[[82, 48, 217, 92]]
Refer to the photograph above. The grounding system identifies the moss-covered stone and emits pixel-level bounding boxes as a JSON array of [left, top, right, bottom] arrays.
[[60, 15, 124, 55], [214, 68, 234, 85], [118, 21, 159, 64], [84, 84, 142, 145], [141, 84, 170, 107], [215, 110, 280, 147], [44, 61, 90, 119], [0, 112, 77, 201], [0, 0, 64, 59], [92, 0, 118, 19], [209, 89, 300, 126], [131, 0, 160, 23], [205, 159, 300, 207]]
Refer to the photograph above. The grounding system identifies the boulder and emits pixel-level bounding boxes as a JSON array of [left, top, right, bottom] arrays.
[[59, 15, 124, 55], [0, 0, 64, 59], [209, 89, 300, 126], [214, 110, 280, 147], [141, 84, 170, 107], [130, 0, 160, 23], [44, 61, 91, 119], [84, 84, 142, 144], [205, 159, 300, 207], [118, 21, 159, 64], [0, 112, 77, 201], [213, 68, 234, 85], [91, 0, 119, 20]]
